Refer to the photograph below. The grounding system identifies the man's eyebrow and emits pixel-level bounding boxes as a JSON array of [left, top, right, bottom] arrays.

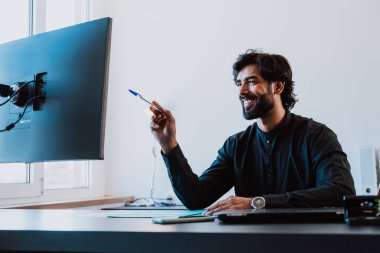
[[236, 75, 260, 82], [244, 75, 259, 81]]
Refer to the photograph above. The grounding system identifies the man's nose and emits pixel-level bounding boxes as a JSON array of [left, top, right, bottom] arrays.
[[239, 81, 249, 95]]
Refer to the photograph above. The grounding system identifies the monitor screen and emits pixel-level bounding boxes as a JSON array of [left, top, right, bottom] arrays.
[[0, 17, 112, 163]]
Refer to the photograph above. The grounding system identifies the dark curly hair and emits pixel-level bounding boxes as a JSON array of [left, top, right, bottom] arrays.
[[232, 49, 297, 110]]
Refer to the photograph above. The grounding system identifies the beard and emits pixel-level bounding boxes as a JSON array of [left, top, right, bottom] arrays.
[[241, 92, 274, 120]]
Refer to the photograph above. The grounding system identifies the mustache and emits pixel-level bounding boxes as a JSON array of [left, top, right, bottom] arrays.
[[240, 94, 257, 100]]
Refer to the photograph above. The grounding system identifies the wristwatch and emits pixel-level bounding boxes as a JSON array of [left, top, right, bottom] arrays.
[[251, 196, 266, 209]]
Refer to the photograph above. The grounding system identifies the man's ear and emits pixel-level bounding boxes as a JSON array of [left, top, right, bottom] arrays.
[[274, 81, 285, 94]]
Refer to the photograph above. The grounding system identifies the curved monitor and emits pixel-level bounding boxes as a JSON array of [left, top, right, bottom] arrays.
[[0, 17, 112, 163]]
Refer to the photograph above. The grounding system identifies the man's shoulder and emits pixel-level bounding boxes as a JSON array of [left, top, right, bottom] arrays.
[[227, 123, 257, 143], [290, 113, 335, 137]]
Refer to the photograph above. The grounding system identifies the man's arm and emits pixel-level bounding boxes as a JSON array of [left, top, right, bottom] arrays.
[[150, 101, 234, 210], [162, 144, 234, 210]]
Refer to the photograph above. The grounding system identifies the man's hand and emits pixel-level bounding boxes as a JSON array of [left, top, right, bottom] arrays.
[[149, 101, 178, 154], [204, 195, 252, 215]]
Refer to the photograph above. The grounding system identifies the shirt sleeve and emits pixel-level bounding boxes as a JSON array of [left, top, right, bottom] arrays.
[[263, 125, 356, 208], [162, 139, 235, 210]]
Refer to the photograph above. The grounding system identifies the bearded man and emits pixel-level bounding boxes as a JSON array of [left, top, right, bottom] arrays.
[[149, 49, 355, 214]]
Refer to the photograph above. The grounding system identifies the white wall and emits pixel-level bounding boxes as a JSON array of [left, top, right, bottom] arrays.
[[92, 0, 380, 199]]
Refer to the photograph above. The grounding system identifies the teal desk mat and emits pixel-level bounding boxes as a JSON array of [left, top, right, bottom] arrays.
[[107, 209, 204, 218]]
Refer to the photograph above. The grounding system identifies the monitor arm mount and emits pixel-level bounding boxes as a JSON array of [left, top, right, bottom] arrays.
[[0, 83, 13, 97], [0, 73, 47, 110]]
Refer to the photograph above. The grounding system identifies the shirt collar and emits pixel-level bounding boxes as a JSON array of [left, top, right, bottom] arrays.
[[257, 110, 291, 139]]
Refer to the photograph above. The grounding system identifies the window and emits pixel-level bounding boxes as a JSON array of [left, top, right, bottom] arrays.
[[44, 161, 89, 190], [0, 164, 29, 184], [39, 0, 91, 192], [0, 0, 103, 203], [0, 0, 29, 44], [0, 1, 30, 187], [45, 0, 88, 32], [0, 0, 41, 200]]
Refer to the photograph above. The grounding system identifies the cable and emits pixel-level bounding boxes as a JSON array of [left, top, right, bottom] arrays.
[[124, 146, 180, 207], [124, 197, 179, 207], [0, 80, 35, 107], [0, 95, 41, 132], [149, 146, 158, 204]]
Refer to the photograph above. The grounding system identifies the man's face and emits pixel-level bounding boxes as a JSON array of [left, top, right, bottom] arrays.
[[235, 64, 274, 120]]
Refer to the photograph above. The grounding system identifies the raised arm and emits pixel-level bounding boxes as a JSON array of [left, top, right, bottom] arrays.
[[150, 102, 234, 209]]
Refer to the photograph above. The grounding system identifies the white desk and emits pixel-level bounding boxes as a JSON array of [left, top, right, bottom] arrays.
[[0, 209, 379, 253]]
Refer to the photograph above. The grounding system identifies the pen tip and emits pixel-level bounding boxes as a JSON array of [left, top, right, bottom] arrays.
[[128, 89, 139, 96]]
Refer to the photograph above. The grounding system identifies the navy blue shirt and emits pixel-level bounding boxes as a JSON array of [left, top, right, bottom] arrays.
[[162, 112, 355, 209]]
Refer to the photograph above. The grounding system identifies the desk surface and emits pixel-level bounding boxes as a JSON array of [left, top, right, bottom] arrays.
[[0, 209, 379, 253]]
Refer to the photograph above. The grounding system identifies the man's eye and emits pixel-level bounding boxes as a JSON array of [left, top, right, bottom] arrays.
[[235, 82, 241, 87], [248, 80, 257, 84]]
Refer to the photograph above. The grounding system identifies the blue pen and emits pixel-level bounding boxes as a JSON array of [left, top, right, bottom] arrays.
[[128, 89, 163, 113]]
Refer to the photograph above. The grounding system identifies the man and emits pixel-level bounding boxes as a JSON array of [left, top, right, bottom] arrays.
[[149, 49, 355, 215]]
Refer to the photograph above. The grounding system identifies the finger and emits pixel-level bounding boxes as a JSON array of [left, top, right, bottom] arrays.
[[209, 204, 236, 214], [151, 116, 159, 124], [153, 116, 167, 126], [151, 115, 159, 124], [207, 197, 231, 210], [152, 101, 165, 111], [152, 101, 173, 119], [149, 107, 167, 126], [149, 105, 162, 115], [151, 112, 166, 121], [151, 101, 176, 123], [206, 201, 222, 212], [205, 204, 231, 215], [150, 121, 160, 130], [151, 101, 166, 114], [206, 199, 228, 213]]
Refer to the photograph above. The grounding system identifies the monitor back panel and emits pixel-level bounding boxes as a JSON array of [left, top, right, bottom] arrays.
[[0, 18, 111, 163]]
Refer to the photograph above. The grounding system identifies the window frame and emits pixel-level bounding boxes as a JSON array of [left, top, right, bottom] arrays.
[[0, 163, 43, 200]]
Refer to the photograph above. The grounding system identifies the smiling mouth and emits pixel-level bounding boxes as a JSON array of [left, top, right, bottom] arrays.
[[241, 96, 257, 110]]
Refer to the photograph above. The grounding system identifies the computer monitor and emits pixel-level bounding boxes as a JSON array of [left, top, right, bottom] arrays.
[[0, 17, 112, 163]]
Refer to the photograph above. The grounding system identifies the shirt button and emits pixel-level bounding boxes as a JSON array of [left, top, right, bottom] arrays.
[[266, 140, 270, 144]]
